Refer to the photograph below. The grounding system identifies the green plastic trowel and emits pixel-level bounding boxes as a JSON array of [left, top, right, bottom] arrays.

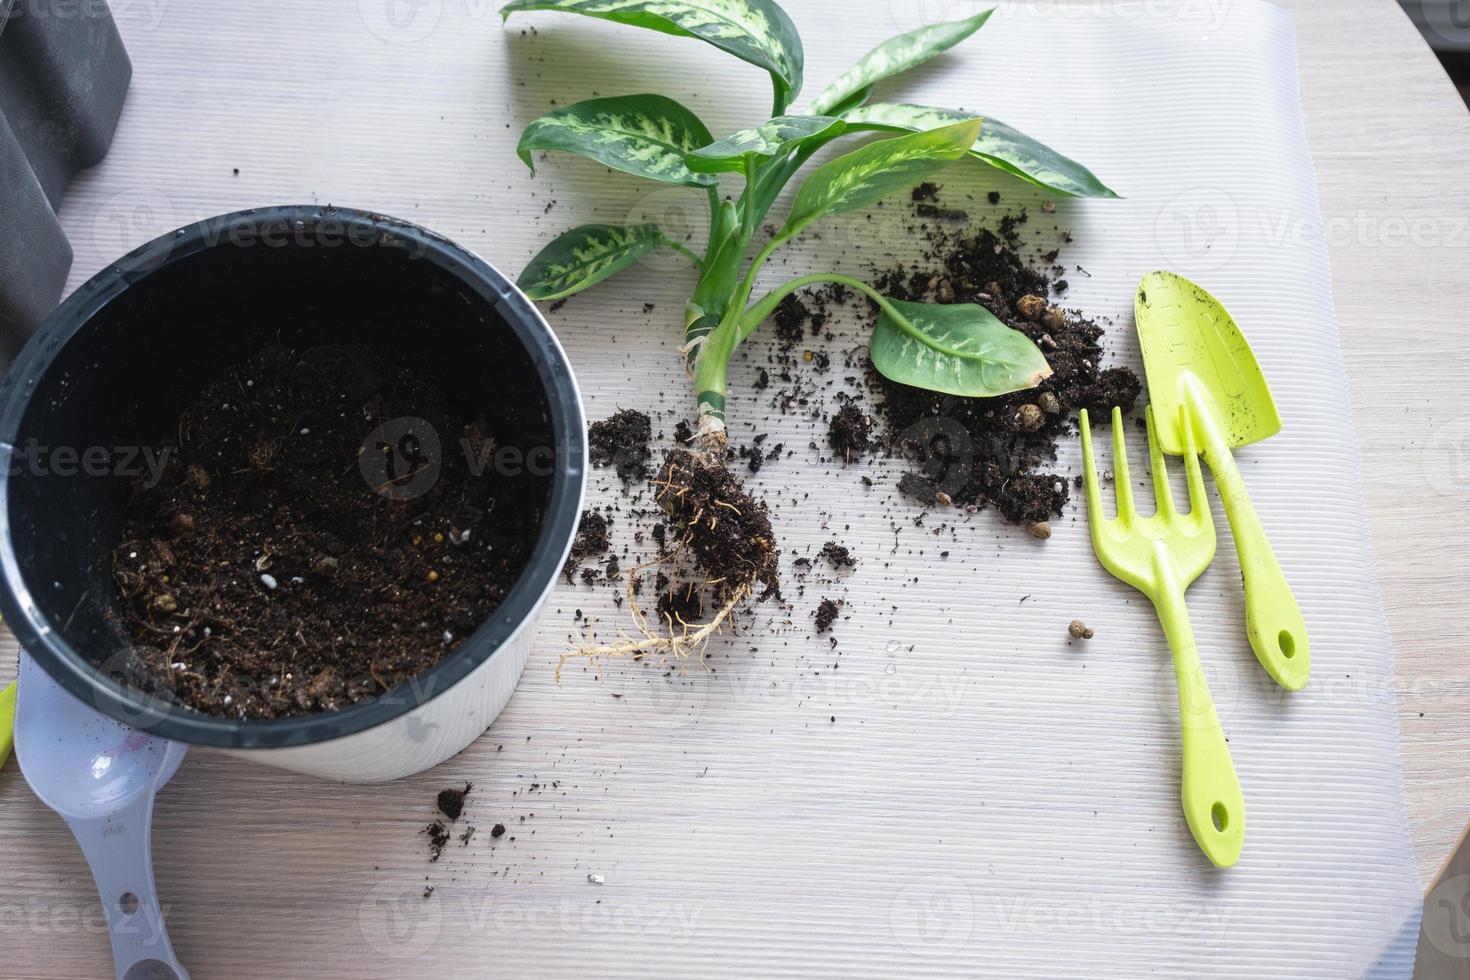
[[1135, 271, 1310, 691]]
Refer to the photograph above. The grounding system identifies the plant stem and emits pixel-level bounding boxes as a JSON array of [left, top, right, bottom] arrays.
[[664, 239, 704, 269], [740, 273, 891, 342]]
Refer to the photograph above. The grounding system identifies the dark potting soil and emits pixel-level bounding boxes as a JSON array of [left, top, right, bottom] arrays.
[[424, 821, 451, 862], [773, 294, 810, 351], [655, 580, 705, 629], [588, 409, 652, 482], [437, 783, 472, 821], [111, 344, 543, 720], [654, 449, 780, 605], [819, 541, 857, 569], [867, 207, 1142, 525], [563, 508, 612, 583], [827, 400, 873, 463], [911, 182, 941, 203], [814, 598, 841, 633]]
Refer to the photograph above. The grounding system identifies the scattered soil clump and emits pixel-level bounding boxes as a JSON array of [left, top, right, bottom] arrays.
[[424, 821, 451, 862], [588, 409, 653, 482], [564, 509, 612, 583], [868, 206, 1141, 526], [111, 344, 544, 720], [774, 294, 810, 351], [819, 542, 857, 569], [437, 783, 472, 821], [828, 401, 873, 463], [814, 598, 841, 633]]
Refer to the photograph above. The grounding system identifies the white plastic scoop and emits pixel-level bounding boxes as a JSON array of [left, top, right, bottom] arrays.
[[16, 653, 190, 980]]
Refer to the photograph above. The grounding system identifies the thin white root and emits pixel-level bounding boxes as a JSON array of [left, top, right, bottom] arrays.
[[557, 583, 750, 682]]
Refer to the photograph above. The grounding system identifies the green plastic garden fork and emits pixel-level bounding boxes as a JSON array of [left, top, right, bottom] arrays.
[[1080, 404, 1244, 868]]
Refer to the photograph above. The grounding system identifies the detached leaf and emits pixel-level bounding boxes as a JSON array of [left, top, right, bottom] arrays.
[[519, 223, 666, 300], [502, 0, 804, 107], [809, 10, 994, 115], [844, 102, 1119, 199], [518, 94, 717, 188], [870, 298, 1052, 397], [686, 114, 845, 174], [781, 117, 980, 237]]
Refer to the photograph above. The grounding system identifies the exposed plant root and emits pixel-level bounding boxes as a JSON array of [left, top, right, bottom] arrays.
[[558, 447, 778, 680]]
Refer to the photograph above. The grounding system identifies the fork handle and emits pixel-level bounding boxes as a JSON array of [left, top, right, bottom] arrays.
[[1200, 435, 1311, 691], [1156, 580, 1246, 869]]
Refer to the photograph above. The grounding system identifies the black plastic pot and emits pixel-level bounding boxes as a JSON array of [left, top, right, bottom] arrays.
[[0, 0, 132, 356], [0, 206, 587, 781]]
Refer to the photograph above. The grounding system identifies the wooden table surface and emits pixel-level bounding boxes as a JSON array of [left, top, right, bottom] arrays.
[[1, 0, 1467, 976]]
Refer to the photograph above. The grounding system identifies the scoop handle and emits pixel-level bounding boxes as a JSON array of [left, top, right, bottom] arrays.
[[67, 796, 190, 980], [1198, 430, 1311, 691]]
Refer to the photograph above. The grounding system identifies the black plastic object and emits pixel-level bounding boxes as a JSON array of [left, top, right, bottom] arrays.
[[0, 0, 131, 358], [0, 206, 586, 748]]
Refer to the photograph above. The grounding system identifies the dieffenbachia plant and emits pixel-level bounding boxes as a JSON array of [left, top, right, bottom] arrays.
[[504, 1, 1116, 450]]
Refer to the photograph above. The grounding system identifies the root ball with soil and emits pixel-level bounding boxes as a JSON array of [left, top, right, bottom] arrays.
[[565, 447, 779, 670]]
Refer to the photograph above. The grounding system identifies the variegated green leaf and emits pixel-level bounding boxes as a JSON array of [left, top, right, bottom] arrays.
[[501, 0, 804, 107], [519, 223, 667, 300], [870, 298, 1052, 397], [780, 117, 980, 237], [809, 10, 993, 116], [686, 114, 844, 174], [518, 94, 717, 187], [843, 102, 1119, 199]]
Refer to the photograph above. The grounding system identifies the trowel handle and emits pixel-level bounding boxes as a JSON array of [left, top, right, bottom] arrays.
[[68, 796, 190, 980], [1202, 440, 1311, 691]]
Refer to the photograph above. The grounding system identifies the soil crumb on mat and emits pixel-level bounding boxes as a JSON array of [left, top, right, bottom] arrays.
[[111, 344, 544, 720], [437, 783, 472, 821], [588, 409, 652, 482]]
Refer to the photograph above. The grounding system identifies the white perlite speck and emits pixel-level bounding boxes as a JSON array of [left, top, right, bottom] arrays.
[[260, 573, 278, 590]]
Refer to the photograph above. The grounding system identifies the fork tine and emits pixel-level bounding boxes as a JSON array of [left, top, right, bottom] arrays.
[[1110, 407, 1134, 521], [1145, 404, 1176, 518], [1078, 408, 1106, 523], [1180, 401, 1208, 519]]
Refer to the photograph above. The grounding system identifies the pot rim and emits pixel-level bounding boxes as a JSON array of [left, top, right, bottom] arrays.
[[0, 204, 586, 749]]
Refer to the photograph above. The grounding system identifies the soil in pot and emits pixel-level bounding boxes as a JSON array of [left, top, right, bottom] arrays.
[[110, 344, 544, 720]]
